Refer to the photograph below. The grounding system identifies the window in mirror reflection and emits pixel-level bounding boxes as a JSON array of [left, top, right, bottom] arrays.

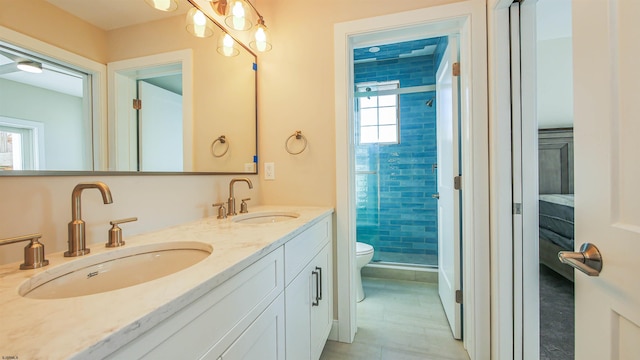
[[0, 42, 93, 171]]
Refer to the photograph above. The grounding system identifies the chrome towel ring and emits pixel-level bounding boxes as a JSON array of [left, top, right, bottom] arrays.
[[211, 135, 230, 157], [285, 130, 307, 155]]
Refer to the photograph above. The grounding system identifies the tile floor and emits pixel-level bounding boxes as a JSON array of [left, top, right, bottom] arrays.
[[320, 277, 469, 360]]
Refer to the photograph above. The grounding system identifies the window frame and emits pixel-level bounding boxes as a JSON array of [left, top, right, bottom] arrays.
[[355, 80, 400, 145]]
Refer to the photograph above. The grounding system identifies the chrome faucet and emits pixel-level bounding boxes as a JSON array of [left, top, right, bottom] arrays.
[[66, 182, 113, 257], [228, 178, 253, 216]]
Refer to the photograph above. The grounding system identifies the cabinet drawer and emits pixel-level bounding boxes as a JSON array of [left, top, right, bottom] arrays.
[[107, 248, 284, 360], [284, 216, 331, 285]]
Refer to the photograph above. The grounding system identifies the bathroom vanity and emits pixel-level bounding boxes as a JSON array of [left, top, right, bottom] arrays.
[[0, 206, 333, 359]]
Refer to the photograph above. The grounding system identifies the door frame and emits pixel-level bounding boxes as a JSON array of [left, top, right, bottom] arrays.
[[333, 1, 489, 358]]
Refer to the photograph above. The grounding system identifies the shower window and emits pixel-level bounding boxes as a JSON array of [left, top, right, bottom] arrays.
[[356, 81, 399, 144]]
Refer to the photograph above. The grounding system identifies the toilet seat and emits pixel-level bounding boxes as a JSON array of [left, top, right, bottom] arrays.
[[356, 242, 374, 255]]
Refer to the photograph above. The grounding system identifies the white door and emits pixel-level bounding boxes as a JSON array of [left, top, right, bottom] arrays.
[[572, 1, 640, 358], [138, 80, 183, 171], [436, 35, 462, 339]]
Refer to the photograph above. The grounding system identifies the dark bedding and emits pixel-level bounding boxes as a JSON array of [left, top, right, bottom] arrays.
[[539, 194, 574, 250]]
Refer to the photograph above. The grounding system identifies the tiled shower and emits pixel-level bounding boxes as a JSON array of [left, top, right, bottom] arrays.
[[354, 37, 448, 267]]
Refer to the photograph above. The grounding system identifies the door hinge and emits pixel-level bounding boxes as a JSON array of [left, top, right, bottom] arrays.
[[454, 176, 462, 190], [513, 203, 522, 215], [452, 62, 460, 76], [132, 99, 142, 110], [455, 290, 463, 304]]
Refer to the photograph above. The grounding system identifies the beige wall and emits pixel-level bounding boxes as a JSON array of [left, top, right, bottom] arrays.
[[255, 0, 459, 206]]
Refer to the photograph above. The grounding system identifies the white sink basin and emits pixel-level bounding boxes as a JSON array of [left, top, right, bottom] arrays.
[[19, 241, 212, 299], [232, 211, 300, 224]]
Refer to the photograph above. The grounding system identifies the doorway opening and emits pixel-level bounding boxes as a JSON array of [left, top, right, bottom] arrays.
[[107, 50, 192, 171], [334, 3, 489, 356], [534, 0, 575, 359]]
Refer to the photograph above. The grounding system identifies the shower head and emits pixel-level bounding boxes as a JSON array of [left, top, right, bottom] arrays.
[[425, 98, 434, 107]]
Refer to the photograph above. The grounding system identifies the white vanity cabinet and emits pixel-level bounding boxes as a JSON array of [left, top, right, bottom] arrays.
[[284, 216, 333, 360], [100, 213, 333, 360]]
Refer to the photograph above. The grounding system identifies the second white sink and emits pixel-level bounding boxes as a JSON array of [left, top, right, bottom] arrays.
[[232, 211, 300, 224], [19, 241, 212, 300]]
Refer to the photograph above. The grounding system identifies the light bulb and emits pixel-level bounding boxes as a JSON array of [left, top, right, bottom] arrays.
[[153, 0, 171, 10], [223, 34, 235, 56], [231, 2, 246, 30], [193, 10, 207, 37], [255, 27, 267, 52]]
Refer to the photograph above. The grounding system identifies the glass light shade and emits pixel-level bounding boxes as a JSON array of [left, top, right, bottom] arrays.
[[224, 0, 252, 31], [17, 61, 43, 73], [144, 0, 178, 12], [249, 19, 272, 52], [186, 8, 215, 38], [217, 34, 240, 57]]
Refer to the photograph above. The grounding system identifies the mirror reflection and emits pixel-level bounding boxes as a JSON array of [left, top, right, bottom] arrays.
[[0, 0, 257, 174]]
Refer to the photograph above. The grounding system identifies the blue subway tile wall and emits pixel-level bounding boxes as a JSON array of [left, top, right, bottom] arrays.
[[354, 37, 447, 266]]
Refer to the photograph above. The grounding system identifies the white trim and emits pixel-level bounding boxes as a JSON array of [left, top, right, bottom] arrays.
[[510, 5, 525, 359], [334, 2, 489, 358], [487, 0, 516, 358], [0, 25, 107, 170], [107, 50, 193, 172]]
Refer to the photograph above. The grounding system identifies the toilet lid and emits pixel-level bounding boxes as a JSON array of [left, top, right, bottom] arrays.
[[356, 242, 374, 255]]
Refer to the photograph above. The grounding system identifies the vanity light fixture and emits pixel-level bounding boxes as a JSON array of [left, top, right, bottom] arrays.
[[17, 60, 43, 74], [144, 0, 178, 12], [217, 33, 240, 57], [186, 8, 215, 38]]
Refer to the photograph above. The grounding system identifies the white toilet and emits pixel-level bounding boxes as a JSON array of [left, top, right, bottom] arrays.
[[356, 242, 375, 302]]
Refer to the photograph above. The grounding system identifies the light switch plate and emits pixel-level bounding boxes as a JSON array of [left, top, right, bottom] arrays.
[[264, 162, 275, 180]]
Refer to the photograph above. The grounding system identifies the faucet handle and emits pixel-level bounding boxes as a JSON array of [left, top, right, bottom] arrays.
[[213, 202, 227, 219], [240, 198, 251, 214], [0, 233, 49, 270], [106, 217, 137, 248]]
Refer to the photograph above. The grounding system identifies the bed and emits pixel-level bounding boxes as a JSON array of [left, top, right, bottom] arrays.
[[539, 194, 574, 281], [538, 128, 574, 281]]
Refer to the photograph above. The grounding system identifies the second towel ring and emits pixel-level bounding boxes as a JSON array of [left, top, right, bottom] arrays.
[[211, 135, 229, 157], [285, 131, 308, 155]]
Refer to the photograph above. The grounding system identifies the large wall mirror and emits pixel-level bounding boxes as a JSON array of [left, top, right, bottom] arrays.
[[0, 0, 257, 175]]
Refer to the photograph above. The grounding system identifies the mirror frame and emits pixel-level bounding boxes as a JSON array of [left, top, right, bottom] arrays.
[[0, 0, 258, 176]]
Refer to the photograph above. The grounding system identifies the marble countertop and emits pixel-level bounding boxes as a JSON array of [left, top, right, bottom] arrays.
[[0, 205, 333, 359]]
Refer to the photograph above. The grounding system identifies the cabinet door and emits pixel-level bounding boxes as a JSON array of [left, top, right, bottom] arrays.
[[310, 243, 332, 360], [217, 293, 285, 360], [284, 265, 312, 359]]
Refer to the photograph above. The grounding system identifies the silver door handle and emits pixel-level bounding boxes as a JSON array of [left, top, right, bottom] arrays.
[[558, 243, 602, 276], [432, 193, 440, 199]]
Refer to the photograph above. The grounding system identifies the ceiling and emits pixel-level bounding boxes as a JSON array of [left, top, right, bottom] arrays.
[[45, 0, 191, 31], [353, 37, 445, 63]]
